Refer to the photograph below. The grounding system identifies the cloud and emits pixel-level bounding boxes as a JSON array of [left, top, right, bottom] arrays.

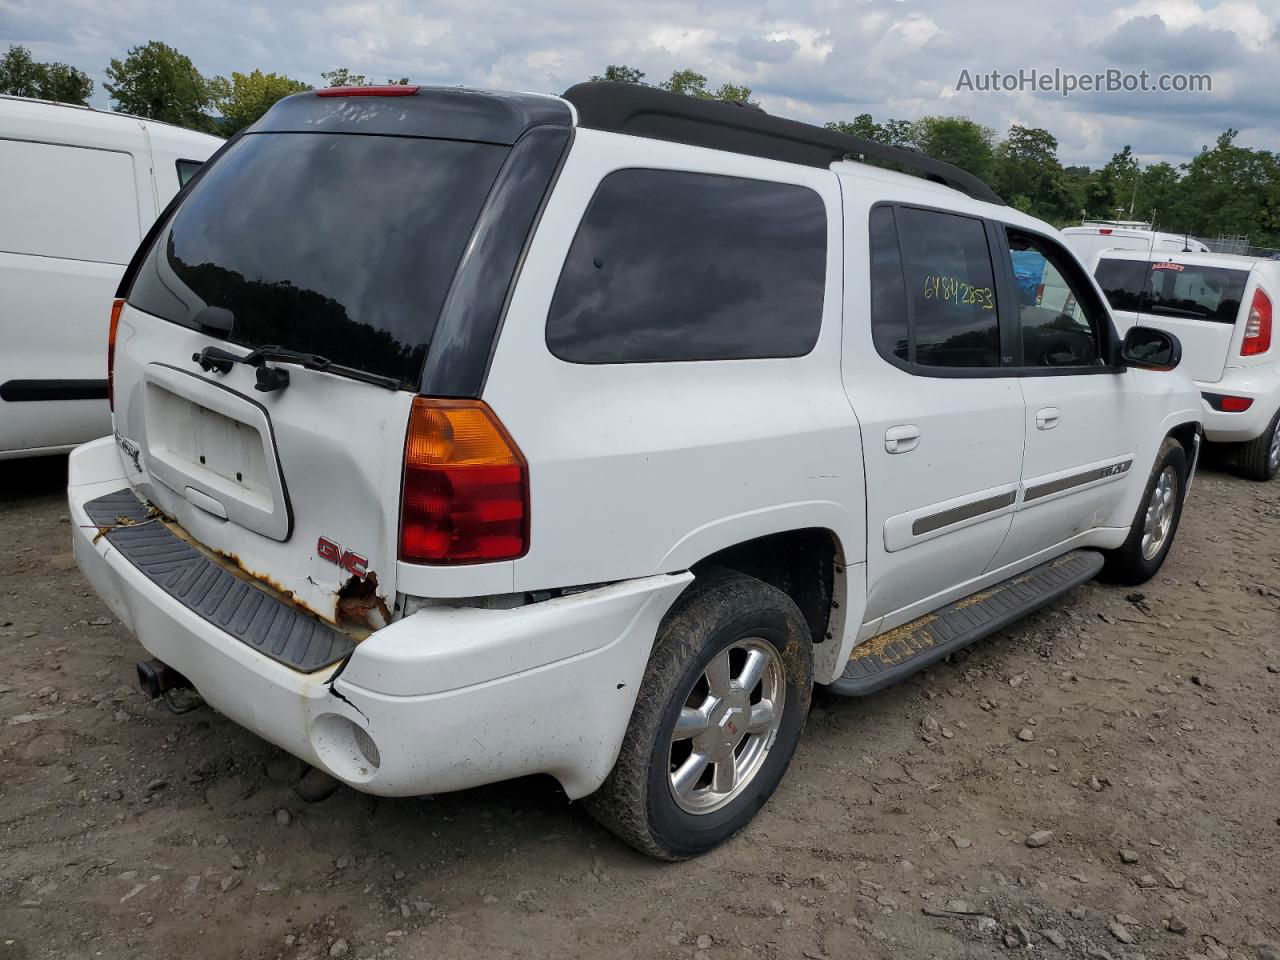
[[735, 35, 800, 65], [1, 0, 1274, 166]]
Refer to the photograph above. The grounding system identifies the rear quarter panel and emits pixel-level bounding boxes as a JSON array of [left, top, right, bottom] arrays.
[[484, 130, 866, 596]]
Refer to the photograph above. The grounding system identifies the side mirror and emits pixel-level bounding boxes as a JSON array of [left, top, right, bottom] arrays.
[[1121, 325, 1182, 371]]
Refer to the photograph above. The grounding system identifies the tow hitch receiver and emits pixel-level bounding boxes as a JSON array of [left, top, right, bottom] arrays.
[[136, 658, 191, 699]]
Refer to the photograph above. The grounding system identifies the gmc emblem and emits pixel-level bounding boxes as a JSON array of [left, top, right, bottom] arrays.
[[317, 536, 368, 577]]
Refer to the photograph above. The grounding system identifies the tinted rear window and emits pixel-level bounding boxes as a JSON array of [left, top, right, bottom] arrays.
[[128, 133, 508, 386], [1095, 258, 1249, 325], [546, 169, 827, 363], [895, 207, 1000, 368]]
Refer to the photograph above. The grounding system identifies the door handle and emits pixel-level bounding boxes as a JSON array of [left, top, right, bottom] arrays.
[[1036, 407, 1060, 430], [885, 424, 920, 454]]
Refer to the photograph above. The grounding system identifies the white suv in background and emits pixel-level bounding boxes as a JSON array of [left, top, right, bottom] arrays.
[[1095, 250, 1280, 479], [1062, 222, 1209, 265], [69, 82, 1200, 859], [0, 95, 221, 459]]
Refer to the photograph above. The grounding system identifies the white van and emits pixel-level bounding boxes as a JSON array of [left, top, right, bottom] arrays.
[[1062, 223, 1210, 266], [0, 96, 220, 460]]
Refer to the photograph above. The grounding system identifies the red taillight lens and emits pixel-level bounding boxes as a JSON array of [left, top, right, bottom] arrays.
[[316, 85, 419, 97], [1098, 228, 1113, 235], [107, 298, 124, 411], [1221, 395, 1254, 412], [400, 398, 528, 564], [1242, 288, 1272, 356]]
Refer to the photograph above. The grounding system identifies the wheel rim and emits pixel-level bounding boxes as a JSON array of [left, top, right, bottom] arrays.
[[1141, 465, 1179, 561], [1269, 424, 1280, 472], [667, 638, 786, 815]]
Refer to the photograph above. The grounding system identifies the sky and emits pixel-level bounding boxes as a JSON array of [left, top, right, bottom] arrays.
[[2, 0, 1277, 168]]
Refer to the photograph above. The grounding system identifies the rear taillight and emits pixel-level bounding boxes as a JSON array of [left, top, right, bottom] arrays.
[[1098, 228, 1113, 235], [107, 298, 124, 411], [1242, 288, 1272, 356], [316, 85, 419, 97], [400, 398, 528, 564]]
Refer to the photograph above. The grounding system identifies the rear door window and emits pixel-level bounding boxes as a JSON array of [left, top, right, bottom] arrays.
[[893, 207, 1000, 368], [0, 139, 138, 263], [127, 133, 509, 387], [1095, 258, 1249, 325], [546, 169, 827, 363]]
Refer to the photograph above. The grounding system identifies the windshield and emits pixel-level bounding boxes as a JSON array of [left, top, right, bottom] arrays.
[[1095, 257, 1249, 325], [127, 133, 509, 386]]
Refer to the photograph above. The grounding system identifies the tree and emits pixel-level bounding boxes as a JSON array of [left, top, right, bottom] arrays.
[[992, 125, 1074, 221], [211, 69, 310, 134], [105, 41, 216, 131], [1177, 131, 1280, 243], [912, 116, 996, 181], [0, 44, 92, 105], [712, 82, 754, 104], [320, 68, 410, 87], [659, 68, 755, 104], [825, 113, 885, 142], [321, 67, 367, 87], [591, 65, 645, 84], [661, 68, 709, 97]]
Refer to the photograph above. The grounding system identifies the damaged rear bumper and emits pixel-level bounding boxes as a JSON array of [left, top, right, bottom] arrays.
[[69, 436, 691, 799]]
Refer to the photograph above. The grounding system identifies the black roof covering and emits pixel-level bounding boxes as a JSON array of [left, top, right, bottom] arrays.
[[563, 81, 1004, 205], [253, 86, 572, 143]]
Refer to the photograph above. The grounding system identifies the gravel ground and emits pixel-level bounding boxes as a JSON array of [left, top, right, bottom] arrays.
[[1, 453, 1278, 960]]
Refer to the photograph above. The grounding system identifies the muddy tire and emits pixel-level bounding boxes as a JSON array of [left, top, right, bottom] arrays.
[[1236, 408, 1280, 482], [1101, 438, 1188, 585], [585, 570, 812, 860]]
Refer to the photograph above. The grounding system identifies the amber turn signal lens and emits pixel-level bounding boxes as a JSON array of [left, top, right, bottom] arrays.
[[107, 298, 124, 412], [400, 398, 528, 564]]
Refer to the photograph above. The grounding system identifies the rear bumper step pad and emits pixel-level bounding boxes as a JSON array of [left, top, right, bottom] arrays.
[[828, 549, 1105, 697], [84, 489, 355, 673]]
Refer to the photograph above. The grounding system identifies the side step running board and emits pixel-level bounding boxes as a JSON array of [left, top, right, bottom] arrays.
[[827, 549, 1105, 697]]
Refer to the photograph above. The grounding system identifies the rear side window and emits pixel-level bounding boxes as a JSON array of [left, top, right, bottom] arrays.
[[546, 169, 827, 363], [1093, 258, 1149, 313], [127, 133, 508, 386], [892, 207, 1000, 368], [1095, 258, 1249, 325], [0, 139, 138, 263]]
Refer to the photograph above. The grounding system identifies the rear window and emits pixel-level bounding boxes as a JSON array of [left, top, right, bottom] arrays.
[[1095, 258, 1249, 325], [127, 133, 508, 386]]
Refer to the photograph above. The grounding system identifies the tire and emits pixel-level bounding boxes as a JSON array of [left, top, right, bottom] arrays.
[[1100, 437, 1189, 585], [1236, 408, 1280, 482], [585, 570, 813, 860]]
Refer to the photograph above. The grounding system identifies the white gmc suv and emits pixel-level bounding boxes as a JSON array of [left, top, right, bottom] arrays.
[[69, 82, 1201, 860], [1095, 250, 1280, 480]]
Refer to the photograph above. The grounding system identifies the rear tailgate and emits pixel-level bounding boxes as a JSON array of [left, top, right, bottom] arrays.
[[111, 307, 411, 624], [107, 92, 535, 628], [1095, 256, 1250, 384]]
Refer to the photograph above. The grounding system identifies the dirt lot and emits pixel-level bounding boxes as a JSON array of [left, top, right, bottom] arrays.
[[2, 454, 1278, 960]]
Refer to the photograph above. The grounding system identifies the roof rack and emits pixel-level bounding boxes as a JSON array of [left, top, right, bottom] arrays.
[[561, 82, 1005, 206]]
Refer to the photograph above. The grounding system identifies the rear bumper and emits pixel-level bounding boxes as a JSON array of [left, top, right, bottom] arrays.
[[69, 437, 691, 799], [1197, 369, 1279, 442]]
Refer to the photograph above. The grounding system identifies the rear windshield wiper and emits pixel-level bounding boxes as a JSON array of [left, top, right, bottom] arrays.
[[193, 344, 401, 392]]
